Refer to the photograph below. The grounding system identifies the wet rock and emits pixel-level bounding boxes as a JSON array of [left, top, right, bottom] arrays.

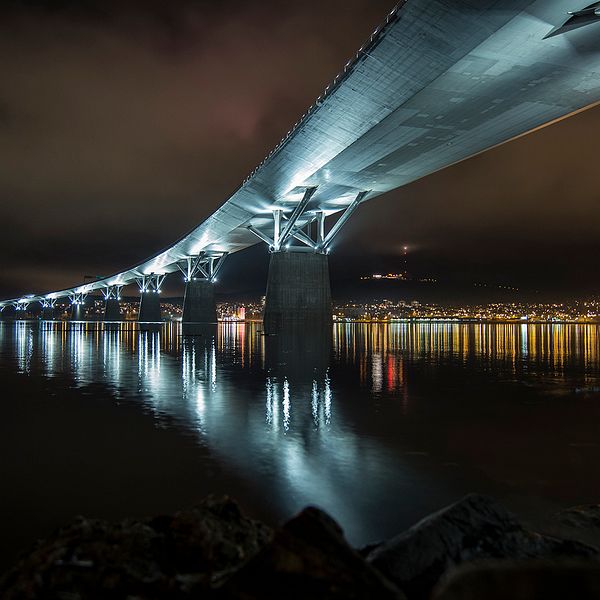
[[555, 505, 600, 530], [366, 494, 598, 600], [0, 495, 271, 599], [219, 506, 405, 600], [431, 559, 600, 600]]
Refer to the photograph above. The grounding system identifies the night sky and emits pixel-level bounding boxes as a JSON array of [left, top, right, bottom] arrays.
[[2, 0, 600, 303]]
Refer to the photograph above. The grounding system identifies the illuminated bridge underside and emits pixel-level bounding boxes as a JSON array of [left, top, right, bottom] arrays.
[[4, 0, 600, 305]]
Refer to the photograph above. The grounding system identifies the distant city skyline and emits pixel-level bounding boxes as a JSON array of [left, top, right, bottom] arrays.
[[9, 295, 600, 325]]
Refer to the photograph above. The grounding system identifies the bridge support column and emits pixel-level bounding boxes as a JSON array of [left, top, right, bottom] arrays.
[[68, 292, 87, 321], [102, 285, 123, 321], [177, 252, 227, 325], [104, 299, 121, 321], [183, 279, 217, 323], [71, 305, 85, 320], [263, 250, 332, 333], [40, 298, 57, 320], [136, 274, 165, 323], [246, 186, 370, 334], [13, 300, 31, 320], [42, 307, 55, 320], [139, 293, 160, 323]]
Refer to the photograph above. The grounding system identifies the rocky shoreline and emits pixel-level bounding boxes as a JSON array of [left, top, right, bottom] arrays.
[[2, 494, 600, 599]]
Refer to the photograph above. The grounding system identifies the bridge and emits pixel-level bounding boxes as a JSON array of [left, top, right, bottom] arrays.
[[2, 0, 600, 330]]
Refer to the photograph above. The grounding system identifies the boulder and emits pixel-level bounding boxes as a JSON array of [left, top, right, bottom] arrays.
[[555, 505, 600, 530], [219, 506, 405, 600], [432, 559, 600, 600], [366, 494, 598, 600], [0, 495, 271, 599]]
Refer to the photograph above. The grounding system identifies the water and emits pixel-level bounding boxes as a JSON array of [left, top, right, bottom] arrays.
[[1, 320, 600, 570]]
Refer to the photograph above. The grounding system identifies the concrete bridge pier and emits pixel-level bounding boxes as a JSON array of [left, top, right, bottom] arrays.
[[139, 293, 161, 323], [71, 304, 85, 321], [104, 299, 121, 321], [137, 274, 164, 323], [68, 292, 87, 321], [41, 301, 56, 321], [178, 252, 228, 325], [246, 187, 369, 334], [41, 308, 55, 320], [263, 250, 332, 333], [0, 305, 14, 320], [102, 285, 123, 321], [40, 299, 57, 320], [183, 279, 217, 324], [14, 304, 30, 320]]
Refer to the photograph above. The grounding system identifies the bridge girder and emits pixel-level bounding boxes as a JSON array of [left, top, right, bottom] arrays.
[[247, 187, 370, 254], [176, 252, 229, 284], [135, 274, 165, 294], [68, 291, 88, 306], [101, 285, 123, 301]]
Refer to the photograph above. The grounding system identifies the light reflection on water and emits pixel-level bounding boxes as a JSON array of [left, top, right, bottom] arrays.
[[1, 320, 600, 552], [334, 323, 600, 404]]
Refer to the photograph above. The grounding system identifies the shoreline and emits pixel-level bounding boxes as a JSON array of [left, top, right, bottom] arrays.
[[2, 318, 600, 325]]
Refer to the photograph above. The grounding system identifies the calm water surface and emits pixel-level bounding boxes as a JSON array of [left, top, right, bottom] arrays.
[[1, 320, 600, 569]]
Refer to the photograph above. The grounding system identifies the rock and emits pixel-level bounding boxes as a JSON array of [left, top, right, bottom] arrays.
[[0, 495, 271, 599], [219, 506, 405, 600], [431, 559, 600, 600], [555, 505, 600, 530], [148, 495, 272, 577], [366, 494, 598, 600]]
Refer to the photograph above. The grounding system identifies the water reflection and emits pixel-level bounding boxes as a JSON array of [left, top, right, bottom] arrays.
[[138, 330, 161, 395], [264, 323, 332, 433], [334, 322, 600, 392], [181, 331, 219, 434], [5, 320, 600, 412], [15, 322, 33, 374], [1, 320, 600, 545], [102, 328, 122, 385]]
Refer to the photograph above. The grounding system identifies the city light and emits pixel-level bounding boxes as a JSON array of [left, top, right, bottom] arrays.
[[9, 297, 596, 324]]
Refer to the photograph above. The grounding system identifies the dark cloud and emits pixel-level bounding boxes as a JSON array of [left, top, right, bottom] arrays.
[[1, 0, 600, 301]]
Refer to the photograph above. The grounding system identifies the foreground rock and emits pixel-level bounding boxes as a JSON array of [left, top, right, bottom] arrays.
[[432, 559, 600, 600], [219, 507, 404, 600], [3, 494, 599, 600], [366, 494, 598, 600], [0, 496, 271, 599], [555, 505, 600, 530]]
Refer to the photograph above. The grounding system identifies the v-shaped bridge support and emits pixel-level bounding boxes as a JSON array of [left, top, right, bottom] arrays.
[[247, 187, 370, 332], [247, 188, 370, 255], [175, 251, 229, 325]]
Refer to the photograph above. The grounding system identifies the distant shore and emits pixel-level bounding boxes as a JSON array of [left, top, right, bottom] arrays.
[[2, 317, 600, 325]]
